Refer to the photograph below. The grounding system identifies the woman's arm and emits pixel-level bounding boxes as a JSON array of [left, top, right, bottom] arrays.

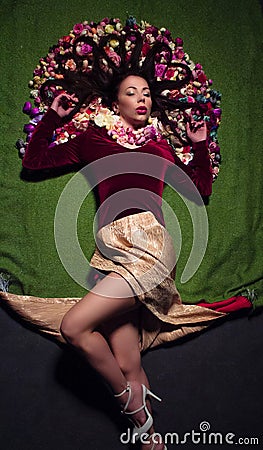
[[22, 94, 84, 170], [167, 121, 213, 198]]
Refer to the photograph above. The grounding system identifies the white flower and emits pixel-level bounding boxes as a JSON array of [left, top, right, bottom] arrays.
[[104, 114, 116, 129], [30, 89, 39, 99], [94, 109, 115, 128], [94, 112, 107, 127], [116, 23, 123, 32]]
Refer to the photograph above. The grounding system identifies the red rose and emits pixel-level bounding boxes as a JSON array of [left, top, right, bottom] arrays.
[[198, 72, 207, 84], [142, 42, 151, 56], [166, 68, 175, 79], [63, 35, 71, 43]]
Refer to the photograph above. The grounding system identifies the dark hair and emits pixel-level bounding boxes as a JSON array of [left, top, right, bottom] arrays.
[[40, 32, 195, 142]]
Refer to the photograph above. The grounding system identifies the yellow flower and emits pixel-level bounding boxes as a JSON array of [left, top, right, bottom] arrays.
[[33, 76, 41, 83], [105, 24, 114, 34], [109, 39, 119, 48]]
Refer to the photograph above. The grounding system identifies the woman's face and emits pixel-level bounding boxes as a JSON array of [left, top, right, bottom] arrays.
[[114, 75, 152, 130]]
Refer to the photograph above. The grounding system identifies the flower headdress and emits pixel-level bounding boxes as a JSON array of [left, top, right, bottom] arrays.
[[17, 16, 222, 180]]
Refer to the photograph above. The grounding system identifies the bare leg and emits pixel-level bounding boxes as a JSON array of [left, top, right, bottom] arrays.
[[60, 272, 137, 393], [102, 309, 165, 449], [60, 272, 165, 449]]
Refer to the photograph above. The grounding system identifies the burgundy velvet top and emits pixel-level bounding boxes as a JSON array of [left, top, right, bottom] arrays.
[[22, 109, 213, 229]]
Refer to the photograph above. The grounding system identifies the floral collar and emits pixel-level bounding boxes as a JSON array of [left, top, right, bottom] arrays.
[[70, 100, 162, 148]]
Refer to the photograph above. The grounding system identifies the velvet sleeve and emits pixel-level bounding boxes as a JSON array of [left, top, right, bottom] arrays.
[[166, 141, 213, 198], [22, 109, 85, 170]]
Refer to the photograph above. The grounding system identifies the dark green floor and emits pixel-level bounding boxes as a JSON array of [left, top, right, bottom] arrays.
[[1, 0, 262, 303]]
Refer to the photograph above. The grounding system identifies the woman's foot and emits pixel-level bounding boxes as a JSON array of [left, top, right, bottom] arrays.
[[114, 381, 166, 448], [115, 381, 166, 450], [115, 380, 150, 429], [140, 432, 167, 450]]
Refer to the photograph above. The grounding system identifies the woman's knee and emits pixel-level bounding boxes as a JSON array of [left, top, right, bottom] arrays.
[[60, 312, 85, 347]]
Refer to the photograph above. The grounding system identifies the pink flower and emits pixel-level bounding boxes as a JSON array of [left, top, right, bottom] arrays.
[[173, 49, 184, 60], [101, 17, 110, 25], [33, 67, 43, 76], [187, 96, 195, 103], [175, 37, 183, 46], [155, 64, 166, 78], [73, 23, 84, 35], [104, 48, 121, 66], [145, 25, 158, 36], [77, 43, 93, 56], [156, 35, 169, 46]]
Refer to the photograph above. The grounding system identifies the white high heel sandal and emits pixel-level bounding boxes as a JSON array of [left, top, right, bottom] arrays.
[[148, 433, 168, 450], [114, 383, 167, 449]]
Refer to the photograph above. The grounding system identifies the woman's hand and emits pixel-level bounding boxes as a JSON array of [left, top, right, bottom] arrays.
[[186, 119, 207, 143], [51, 92, 78, 118]]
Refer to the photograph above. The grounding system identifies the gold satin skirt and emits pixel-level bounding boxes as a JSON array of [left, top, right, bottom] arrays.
[[0, 212, 225, 351]]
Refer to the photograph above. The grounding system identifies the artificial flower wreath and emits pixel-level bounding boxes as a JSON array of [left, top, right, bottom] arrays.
[[17, 16, 222, 179]]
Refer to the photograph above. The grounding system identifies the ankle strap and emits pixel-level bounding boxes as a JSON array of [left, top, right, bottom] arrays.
[[114, 382, 132, 413], [114, 382, 130, 398]]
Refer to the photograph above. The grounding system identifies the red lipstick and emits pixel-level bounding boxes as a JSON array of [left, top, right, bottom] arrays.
[[136, 107, 147, 114]]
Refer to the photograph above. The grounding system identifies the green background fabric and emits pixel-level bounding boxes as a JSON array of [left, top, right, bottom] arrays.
[[1, 0, 262, 305]]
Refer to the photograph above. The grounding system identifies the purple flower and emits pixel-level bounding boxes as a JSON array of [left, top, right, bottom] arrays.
[[213, 108, 222, 117], [23, 101, 32, 115], [30, 107, 40, 118], [26, 133, 33, 142], [30, 114, 43, 125], [23, 123, 35, 134]]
